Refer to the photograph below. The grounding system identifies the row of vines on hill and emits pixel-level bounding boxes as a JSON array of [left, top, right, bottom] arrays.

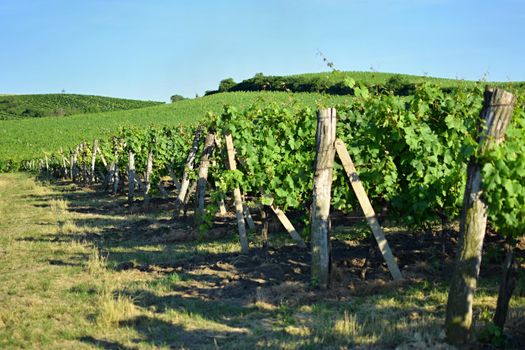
[[23, 83, 525, 347], [26, 83, 524, 242]]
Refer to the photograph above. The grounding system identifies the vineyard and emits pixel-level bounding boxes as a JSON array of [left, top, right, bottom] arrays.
[[16, 82, 524, 346], [31, 83, 525, 235], [1, 81, 524, 348], [0, 93, 163, 120], [0, 91, 350, 170]]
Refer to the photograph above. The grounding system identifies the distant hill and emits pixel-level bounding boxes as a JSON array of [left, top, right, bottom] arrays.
[[206, 71, 525, 96], [0, 91, 350, 168], [0, 94, 164, 120]]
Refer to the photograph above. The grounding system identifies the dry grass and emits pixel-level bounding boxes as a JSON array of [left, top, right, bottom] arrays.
[[0, 173, 524, 349], [96, 290, 138, 328]]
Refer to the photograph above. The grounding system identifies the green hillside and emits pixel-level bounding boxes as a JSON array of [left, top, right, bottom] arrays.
[[0, 93, 163, 120], [2, 71, 523, 171], [207, 70, 525, 96], [0, 91, 350, 168]]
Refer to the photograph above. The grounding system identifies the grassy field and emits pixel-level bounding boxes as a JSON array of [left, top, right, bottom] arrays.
[[1, 173, 524, 349], [0, 94, 163, 120], [0, 91, 350, 164]]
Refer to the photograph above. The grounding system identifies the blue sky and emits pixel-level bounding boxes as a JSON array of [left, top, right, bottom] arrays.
[[1, 0, 524, 101]]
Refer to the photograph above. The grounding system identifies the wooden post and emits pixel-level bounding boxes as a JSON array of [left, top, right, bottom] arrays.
[[81, 142, 88, 184], [62, 155, 68, 178], [224, 133, 249, 254], [99, 152, 108, 170], [311, 108, 336, 289], [103, 161, 115, 191], [128, 151, 135, 204], [493, 241, 517, 330], [112, 160, 119, 195], [174, 126, 203, 218], [169, 168, 181, 191], [44, 155, 49, 173], [143, 151, 153, 206], [335, 139, 402, 280], [242, 195, 256, 230], [445, 88, 516, 345], [90, 139, 99, 183], [218, 195, 227, 216], [261, 207, 269, 248], [195, 133, 216, 227], [158, 181, 170, 197], [270, 205, 306, 248], [71, 147, 79, 182]]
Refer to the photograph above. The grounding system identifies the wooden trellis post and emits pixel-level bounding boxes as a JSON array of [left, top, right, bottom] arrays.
[[61, 153, 68, 178], [81, 142, 88, 184], [112, 157, 119, 194], [445, 88, 516, 346], [242, 196, 256, 230], [128, 151, 136, 204], [174, 126, 203, 218], [90, 139, 99, 183], [71, 146, 79, 182], [224, 133, 249, 254], [44, 154, 49, 173], [270, 205, 306, 248], [261, 207, 269, 248], [143, 150, 153, 206], [334, 139, 402, 281], [195, 132, 216, 227], [311, 108, 337, 289]]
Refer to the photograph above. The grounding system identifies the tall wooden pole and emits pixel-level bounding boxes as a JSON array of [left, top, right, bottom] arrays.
[[195, 133, 216, 227], [143, 151, 153, 207], [128, 151, 136, 204], [81, 142, 88, 184], [493, 241, 517, 330], [90, 139, 99, 183], [311, 108, 336, 289], [335, 139, 402, 281], [174, 127, 203, 218], [224, 133, 249, 254], [445, 88, 515, 345]]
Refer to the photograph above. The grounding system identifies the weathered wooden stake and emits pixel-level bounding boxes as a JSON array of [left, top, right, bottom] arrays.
[[195, 133, 216, 227], [143, 151, 153, 206], [493, 241, 517, 330], [261, 207, 269, 248], [128, 151, 135, 204], [169, 168, 181, 191], [158, 181, 170, 197], [335, 139, 402, 281], [71, 147, 79, 182], [445, 87, 516, 345], [90, 139, 99, 183], [270, 205, 306, 248], [81, 142, 88, 184], [242, 196, 256, 230], [218, 195, 227, 216], [224, 133, 249, 254], [174, 126, 203, 218], [311, 108, 336, 289], [112, 159, 119, 195], [103, 161, 115, 190], [99, 152, 108, 170], [62, 155, 68, 178]]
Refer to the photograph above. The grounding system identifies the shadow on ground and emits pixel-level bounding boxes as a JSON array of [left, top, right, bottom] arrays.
[[23, 179, 525, 349]]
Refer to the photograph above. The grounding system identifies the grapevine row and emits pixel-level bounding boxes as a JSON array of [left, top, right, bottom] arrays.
[[25, 83, 525, 240]]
